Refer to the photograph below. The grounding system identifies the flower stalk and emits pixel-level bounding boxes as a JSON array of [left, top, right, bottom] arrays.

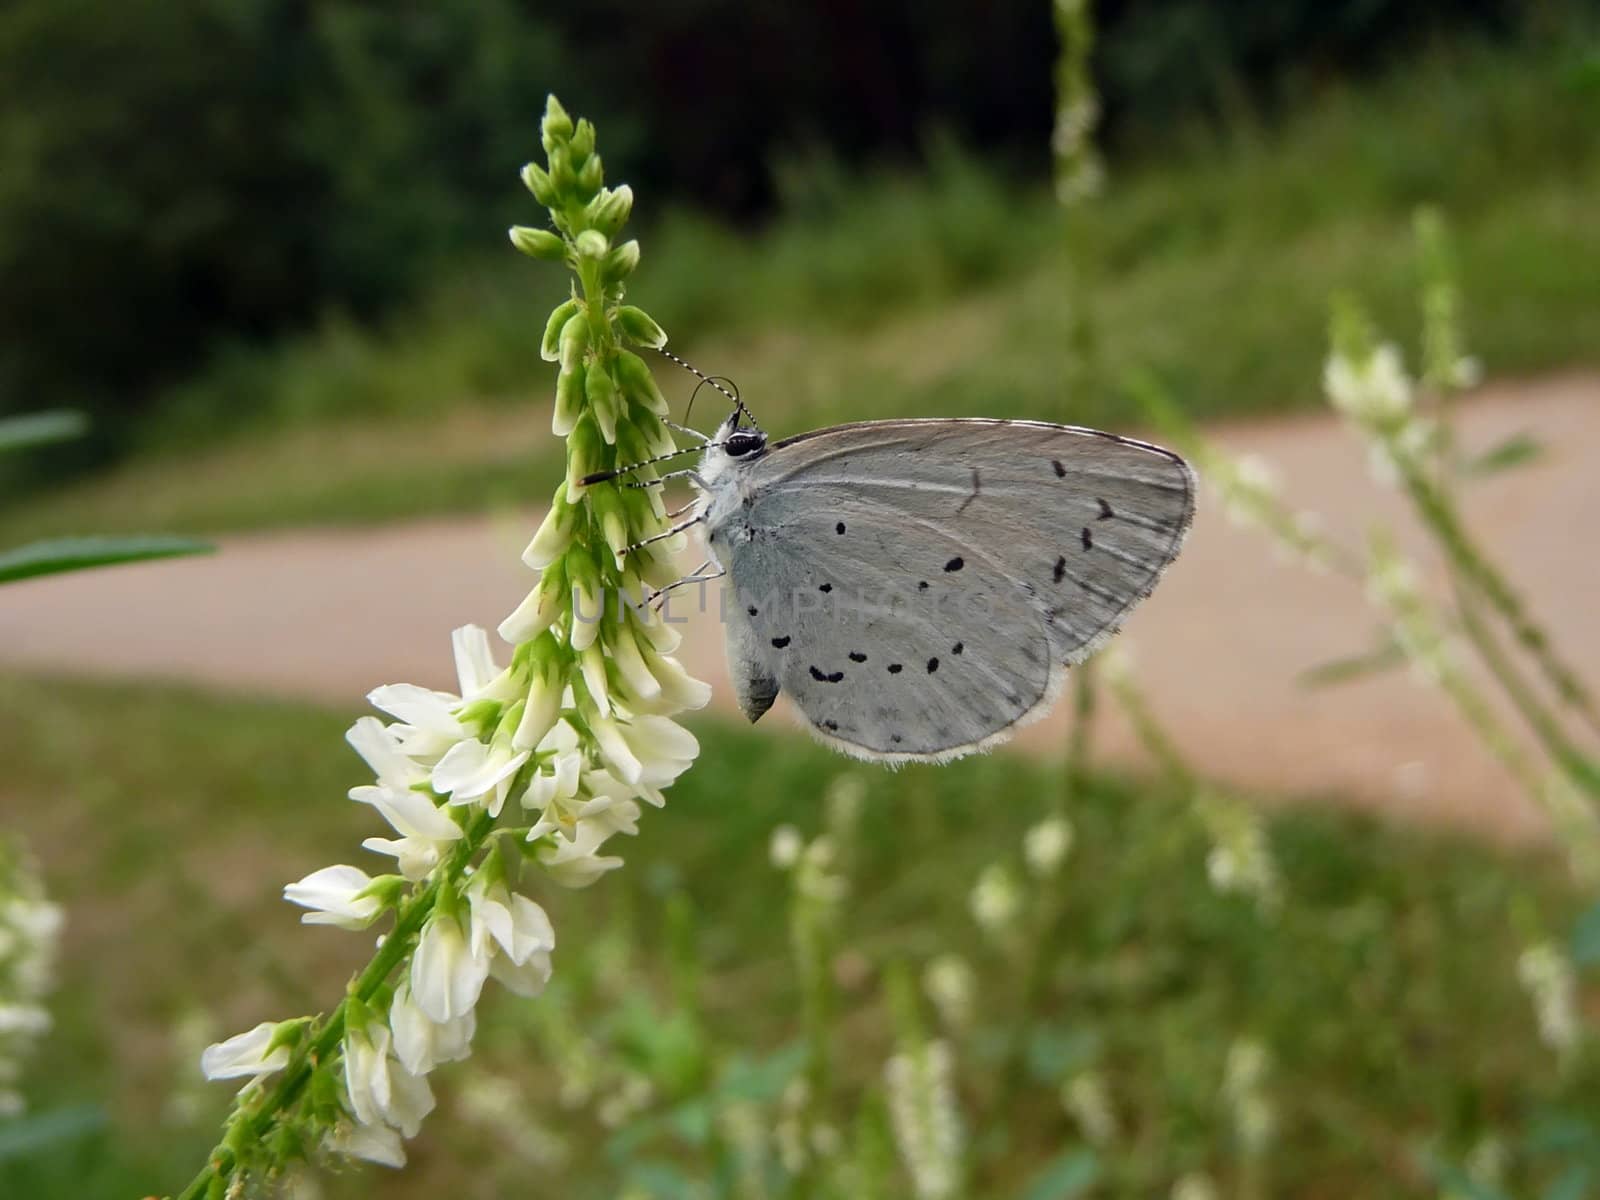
[[174, 96, 705, 1197]]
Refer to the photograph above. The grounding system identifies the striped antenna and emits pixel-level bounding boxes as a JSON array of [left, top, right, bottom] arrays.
[[655, 348, 761, 432]]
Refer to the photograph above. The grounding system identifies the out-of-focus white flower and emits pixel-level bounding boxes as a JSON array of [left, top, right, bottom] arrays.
[[1171, 1173, 1220, 1200], [0, 850, 60, 1116], [1061, 1070, 1118, 1145], [200, 1022, 292, 1081], [1024, 816, 1074, 878], [1222, 1038, 1276, 1156], [885, 1040, 964, 1200], [411, 912, 489, 1023], [1324, 343, 1413, 425], [769, 825, 804, 869], [969, 864, 1021, 936], [1517, 943, 1579, 1060], [284, 865, 385, 930], [923, 955, 976, 1033]]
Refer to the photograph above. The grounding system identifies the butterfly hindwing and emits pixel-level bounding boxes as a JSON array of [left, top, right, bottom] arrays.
[[706, 419, 1195, 762]]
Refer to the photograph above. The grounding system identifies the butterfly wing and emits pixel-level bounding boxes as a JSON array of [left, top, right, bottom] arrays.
[[708, 419, 1195, 762]]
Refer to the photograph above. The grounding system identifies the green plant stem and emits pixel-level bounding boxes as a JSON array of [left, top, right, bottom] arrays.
[[1398, 456, 1600, 742], [1106, 671, 1195, 791], [1453, 581, 1600, 801], [171, 809, 495, 1200]]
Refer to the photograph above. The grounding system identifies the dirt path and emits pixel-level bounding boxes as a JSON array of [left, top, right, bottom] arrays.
[[4, 374, 1597, 843]]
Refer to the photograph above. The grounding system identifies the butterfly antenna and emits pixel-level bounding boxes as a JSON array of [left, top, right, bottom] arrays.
[[656, 348, 761, 432]]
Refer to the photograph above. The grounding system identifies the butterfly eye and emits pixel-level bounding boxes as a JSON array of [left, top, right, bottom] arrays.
[[724, 431, 766, 458]]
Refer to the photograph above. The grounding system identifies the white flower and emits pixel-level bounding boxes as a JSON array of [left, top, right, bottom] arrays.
[[411, 912, 489, 1023], [536, 820, 625, 888], [366, 684, 465, 760], [390, 979, 475, 1077], [589, 713, 697, 787], [284, 865, 384, 930], [885, 1040, 963, 1200], [1023, 816, 1073, 877], [431, 736, 530, 816], [200, 1021, 291, 1081], [346, 717, 428, 792], [353, 785, 464, 880], [327, 1120, 408, 1168], [343, 1020, 435, 1139], [514, 653, 566, 750], [466, 877, 556, 969]]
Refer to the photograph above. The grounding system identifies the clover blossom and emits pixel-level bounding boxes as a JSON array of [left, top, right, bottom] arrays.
[[182, 97, 706, 1196]]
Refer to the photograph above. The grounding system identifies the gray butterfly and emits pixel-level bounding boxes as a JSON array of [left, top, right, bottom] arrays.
[[596, 371, 1195, 764]]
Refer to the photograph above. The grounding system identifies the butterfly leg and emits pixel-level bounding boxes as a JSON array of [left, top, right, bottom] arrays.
[[647, 560, 727, 611], [622, 513, 705, 557], [626, 468, 709, 491]]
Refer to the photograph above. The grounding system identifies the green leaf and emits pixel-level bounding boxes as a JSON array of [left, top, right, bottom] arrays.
[[0, 410, 89, 455], [621, 1161, 702, 1200], [1019, 1148, 1100, 1200], [0, 535, 213, 584], [1463, 432, 1542, 478], [1298, 637, 1406, 688], [0, 1105, 108, 1163], [1572, 902, 1600, 968]]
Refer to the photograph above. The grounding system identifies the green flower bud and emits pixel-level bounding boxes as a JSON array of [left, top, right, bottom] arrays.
[[568, 119, 596, 166], [576, 154, 604, 199], [509, 225, 566, 261], [615, 349, 668, 416], [564, 545, 605, 651], [586, 363, 620, 444], [554, 362, 585, 436], [615, 304, 667, 348], [549, 145, 576, 193], [521, 162, 558, 207], [585, 185, 634, 238], [566, 412, 605, 497], [541, 298, 581, 362], [590, 485, 631, 563], [574, 229, 609, 260], [601, 239, 641, 284], [559, 311, 590, 371], [541, 95, 574, 153]]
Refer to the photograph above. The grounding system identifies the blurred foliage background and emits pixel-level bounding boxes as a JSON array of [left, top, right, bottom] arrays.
[[0, 0, 1581, 472]]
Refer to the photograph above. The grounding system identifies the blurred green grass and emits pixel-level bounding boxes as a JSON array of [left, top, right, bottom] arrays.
[[0, 673, 1591, 1197], [3, 32, 1598, 543]]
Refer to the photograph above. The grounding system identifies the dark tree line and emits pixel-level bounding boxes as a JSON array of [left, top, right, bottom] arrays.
[[0, 0, 1530, 450]]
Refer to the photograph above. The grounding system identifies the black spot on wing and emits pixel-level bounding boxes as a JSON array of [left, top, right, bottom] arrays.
[[1052, 459, 1066, 478], [918, 581, 929, 591], [1053, 556, 1066, 583], [945, 557, 964, 572], [818, 582, 833, 594], [1097, 497, 1114, 520], [1081, 526, 1093, 551], [849, 651, 867, 663], [747, 605, 759, 616], [772, 636, 791, 649], [835, 522, 846, 534], [927, 657, 940, 674], [951, 642, 964, 655], [887, 663, 903, 674]]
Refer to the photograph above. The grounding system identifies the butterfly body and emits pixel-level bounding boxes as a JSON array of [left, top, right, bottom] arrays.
[[685, 412, 1196, 764]]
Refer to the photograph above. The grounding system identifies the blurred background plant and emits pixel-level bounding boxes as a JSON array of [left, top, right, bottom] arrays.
[[2, 0, 1599, 1197]]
